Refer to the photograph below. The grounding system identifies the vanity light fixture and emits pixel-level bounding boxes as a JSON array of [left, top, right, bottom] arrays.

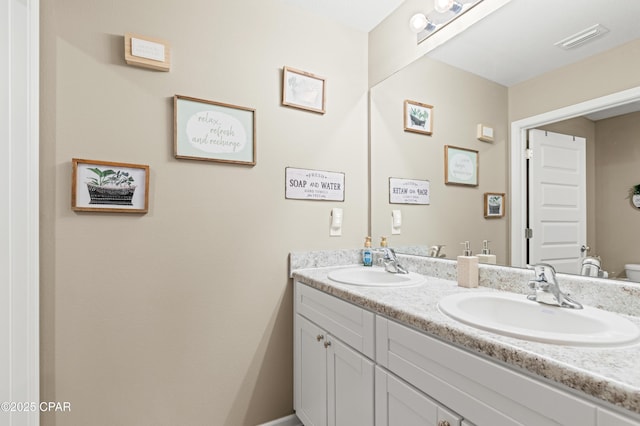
[[410, 0, 483, 43]]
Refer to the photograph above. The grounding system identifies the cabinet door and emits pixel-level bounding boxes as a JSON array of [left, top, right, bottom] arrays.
[[328, 336, 374, 426], [375, 367, 461, 426], [295, 315, 328, 426]]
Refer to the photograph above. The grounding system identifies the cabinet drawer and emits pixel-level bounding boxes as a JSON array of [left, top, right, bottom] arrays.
[[376, 367, 462, 426], [597, 407, 640, 425], [296, 282, 375, 359], [376, 316, 597, 426]]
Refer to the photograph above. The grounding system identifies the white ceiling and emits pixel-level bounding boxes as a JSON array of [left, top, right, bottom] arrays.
[[427, 0, 640, 87], [292, 0, 640, 120]]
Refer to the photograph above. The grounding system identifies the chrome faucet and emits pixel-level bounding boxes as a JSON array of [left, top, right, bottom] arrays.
[[377, 248, 408, 274], [527, 263, 583, 309]]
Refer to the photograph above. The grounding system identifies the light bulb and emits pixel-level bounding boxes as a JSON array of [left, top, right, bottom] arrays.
[[409, 13, 428, 33], [434, 0, 454, 13]]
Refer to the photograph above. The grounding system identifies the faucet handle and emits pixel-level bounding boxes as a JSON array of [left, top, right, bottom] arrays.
[[526, 263, 557, 282]]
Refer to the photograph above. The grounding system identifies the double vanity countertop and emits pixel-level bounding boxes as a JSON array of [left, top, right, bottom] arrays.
[[291, 255, 640, 416]]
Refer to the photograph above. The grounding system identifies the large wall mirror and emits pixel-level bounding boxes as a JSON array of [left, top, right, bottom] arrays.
[[370, 0, 640, 281]]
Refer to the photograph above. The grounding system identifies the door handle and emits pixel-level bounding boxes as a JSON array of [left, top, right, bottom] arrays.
[[580, 245, 590, 254]]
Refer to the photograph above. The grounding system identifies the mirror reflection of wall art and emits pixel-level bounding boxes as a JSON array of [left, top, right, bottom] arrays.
[[71, 158, 149, 213], [174, 95, 256, 166], [484, 192, 505, 218], [632, 184, 640, 209], [282, 66, 326, 114], [404, 99, 433, 135], [445, 145, 478, 186]]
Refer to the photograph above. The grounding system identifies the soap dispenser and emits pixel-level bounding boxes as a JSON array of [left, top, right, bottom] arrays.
[[457, 241, 478, 288], [380, 236, 388, 248], [362, 236, 373, 267], [477, 240, 497, 264]]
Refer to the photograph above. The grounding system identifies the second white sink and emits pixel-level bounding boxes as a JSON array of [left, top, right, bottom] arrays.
[[328, 266, 425, 287], [438, 291, 640, 347]]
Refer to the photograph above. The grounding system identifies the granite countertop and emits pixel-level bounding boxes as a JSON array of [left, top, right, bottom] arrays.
[[292, 264, 640, 415]]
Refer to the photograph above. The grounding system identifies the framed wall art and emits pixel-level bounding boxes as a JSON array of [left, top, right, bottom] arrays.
[[445, 145, 478, 186], [282, 66, 326, 114], [404, 99, 433, 135], [484, 192, 506, 218], [72, 158, 149, 213], [174, 95, 256, 165]]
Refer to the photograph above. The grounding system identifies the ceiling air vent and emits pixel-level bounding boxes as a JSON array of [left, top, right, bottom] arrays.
[[554, 24, 609, 50]]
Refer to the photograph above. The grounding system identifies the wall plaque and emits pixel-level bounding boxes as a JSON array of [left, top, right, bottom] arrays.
[[389, 177, 430, 205], [285, 167, 345, 201]]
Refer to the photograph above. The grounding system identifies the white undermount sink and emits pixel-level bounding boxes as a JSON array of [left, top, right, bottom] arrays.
[[438, 292, 640, 347], [328, 266, 425, 287]]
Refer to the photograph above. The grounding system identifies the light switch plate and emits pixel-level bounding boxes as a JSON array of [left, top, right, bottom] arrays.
[[330, 208, 343, 236], [391, 209, 401, 235]]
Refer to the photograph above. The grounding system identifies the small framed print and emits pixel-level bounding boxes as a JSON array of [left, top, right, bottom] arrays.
[[282, 66, 326, 114], [445, 145, 478, 186], [484, 192, 505, 218], [174, 95, 256, 166], [72, 158, 149, 213], [404, 99, 433, 135]]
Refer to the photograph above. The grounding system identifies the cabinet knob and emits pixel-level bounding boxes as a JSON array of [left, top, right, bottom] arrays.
[[316, 334, 324, 342], [438, 421, 450, 426], [324, 341, 332, 348]]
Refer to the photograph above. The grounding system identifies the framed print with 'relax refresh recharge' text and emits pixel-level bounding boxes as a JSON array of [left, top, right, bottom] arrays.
[[174, 95, 256, 166]]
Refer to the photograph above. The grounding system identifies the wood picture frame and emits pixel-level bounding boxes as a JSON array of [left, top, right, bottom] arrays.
[[404, 99, 433, 135], [72, 158, 149, 213], [282, 66, 326, 114], [445, 145, 479, 186], [174, 95, 256, 166], [484, 192, 506, 218]]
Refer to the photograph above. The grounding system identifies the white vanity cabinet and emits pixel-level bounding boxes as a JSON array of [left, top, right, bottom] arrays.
[[375, 316, 640, 426], [294, 282, 375, 426], [294, 279, 640, 426], [375, 366, 462, 426]]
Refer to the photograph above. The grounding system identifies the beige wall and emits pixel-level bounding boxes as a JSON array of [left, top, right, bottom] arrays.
[[370, 56, 509, 262], [594, 112, 640, 277], [40, 1, 368, 425], [509, 39, 640, 122]]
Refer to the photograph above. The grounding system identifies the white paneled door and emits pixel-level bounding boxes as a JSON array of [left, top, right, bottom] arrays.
[[528, 129, 586, 274]]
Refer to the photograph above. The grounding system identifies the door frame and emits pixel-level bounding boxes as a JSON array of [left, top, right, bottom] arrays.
[[510, 85, 640, 268], [1, 0, 40, 424]]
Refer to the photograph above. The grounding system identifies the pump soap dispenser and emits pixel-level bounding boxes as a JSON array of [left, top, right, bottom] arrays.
[[457, 241, 478, 288], [362, 236, 373, 267], [478, 240, 497, 264]]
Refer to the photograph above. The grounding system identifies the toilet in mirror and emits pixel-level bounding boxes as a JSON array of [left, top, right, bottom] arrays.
[[369, 0, 640, 282]]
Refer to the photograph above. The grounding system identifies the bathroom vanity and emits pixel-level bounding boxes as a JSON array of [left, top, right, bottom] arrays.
[[291, 250, 640, 426]]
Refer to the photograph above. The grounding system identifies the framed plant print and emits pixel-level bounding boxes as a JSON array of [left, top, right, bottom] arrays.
[[174, 95, 256, 166], [445, 145, 478, 186], [404, 99, 433, 135], [72, 158, 149, 213], [282, 66, 326, 114], [484, 192, 506, 218]]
